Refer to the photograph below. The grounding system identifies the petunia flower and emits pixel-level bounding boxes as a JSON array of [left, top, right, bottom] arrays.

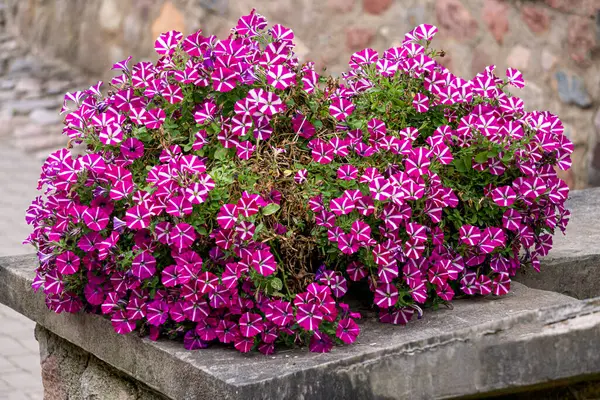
[[308, 330, 333, 353], [131, 251, 156, 279], [374, 283, 398, 308], [412, 93, 429, 113], [336, 318, 360, 344], [296, 303, 323, 331], [251, 249, 277, 276]]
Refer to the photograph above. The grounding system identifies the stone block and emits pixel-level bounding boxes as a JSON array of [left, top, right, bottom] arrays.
[[435, 0, 479, 42], [506, 45, 531, 72], [521, 5, 550, 34], [515, 188, 600, 299], [555, 70, 592, 108], [345, 27, 375, 50], [363, 0, 392, 15], [483, 0, 509, 44]]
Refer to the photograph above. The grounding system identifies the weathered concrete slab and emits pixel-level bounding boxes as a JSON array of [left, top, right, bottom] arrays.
[[4, 254, 600, 400], [516, 188, 600, 299]]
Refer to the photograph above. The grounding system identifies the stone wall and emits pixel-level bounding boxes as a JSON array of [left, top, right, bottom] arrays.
[[36, 325, 168, 400], [4, 0, 600, 188]]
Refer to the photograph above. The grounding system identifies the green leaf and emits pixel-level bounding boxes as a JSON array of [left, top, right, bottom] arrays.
[[270, 277, 283, 291], [474, 151, 489, 164], [262, 203, 280, 216], [453, 158, 466, 173], [462, 155, 472, 170], [487, 149, 499, 158], [214, 147, 229, 160]]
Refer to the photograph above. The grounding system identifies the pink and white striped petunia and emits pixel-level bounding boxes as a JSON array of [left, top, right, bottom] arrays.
[[337, 164, 358, 181], [194, 101, 217, 125], [459, 225, 481, 246], [374, 283, 399, 308], [56, 251, 80, 275], [125, 205, 151, 230], [144, 108, 166, 129], [161, 84, 184, 104], [170, 223, 196, 249], [267, 65, 296, 90], [294, 169, 307, 184], [296, 303, 323, 331], [217, 204, 238, 229], [369, 177, 394, 201], [492, 273, 511, 296], [412, 93, 429, 113], [405, 147, 432, 177], [502, 209, 522, 232], [212, 67, 239, 92], [239, 312, 264, 337], [310, 140, 335, 164], [491, 186, 517, 207], [131, 251, 156, 279], [329, 97, 355, 121], [251, 249, 277, 276], [83, 207, 110, 232], [330, 196, 355, 216], [99, 124, 123, 146], [506, 68, 525, 88], [154, 30, 183, 56]]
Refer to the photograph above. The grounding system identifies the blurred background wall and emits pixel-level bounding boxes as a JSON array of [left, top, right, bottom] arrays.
[[3, 0, 599, 188]]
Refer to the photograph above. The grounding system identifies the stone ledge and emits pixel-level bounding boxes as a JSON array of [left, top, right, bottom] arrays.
[[515, 188, 600, 299], [3, 253, 600, 399], [2, 188, 600, 399]]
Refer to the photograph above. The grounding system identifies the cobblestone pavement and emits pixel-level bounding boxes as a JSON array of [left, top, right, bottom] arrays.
[[0, 31, 87, 159], [0, 8, 88, 397], [0, 139, 45, 399]]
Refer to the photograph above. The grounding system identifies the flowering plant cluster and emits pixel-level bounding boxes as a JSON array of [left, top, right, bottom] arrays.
[[25, 10, 571, 354]]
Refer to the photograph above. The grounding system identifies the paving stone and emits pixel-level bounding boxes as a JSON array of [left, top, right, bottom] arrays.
[[0, 336, 33, 358], [7, 354, 40, 374], [0, 355, 18, 373], [0, 140, 45, 398], [1, 371, 42, 394], [0, 376, 13, 388]]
